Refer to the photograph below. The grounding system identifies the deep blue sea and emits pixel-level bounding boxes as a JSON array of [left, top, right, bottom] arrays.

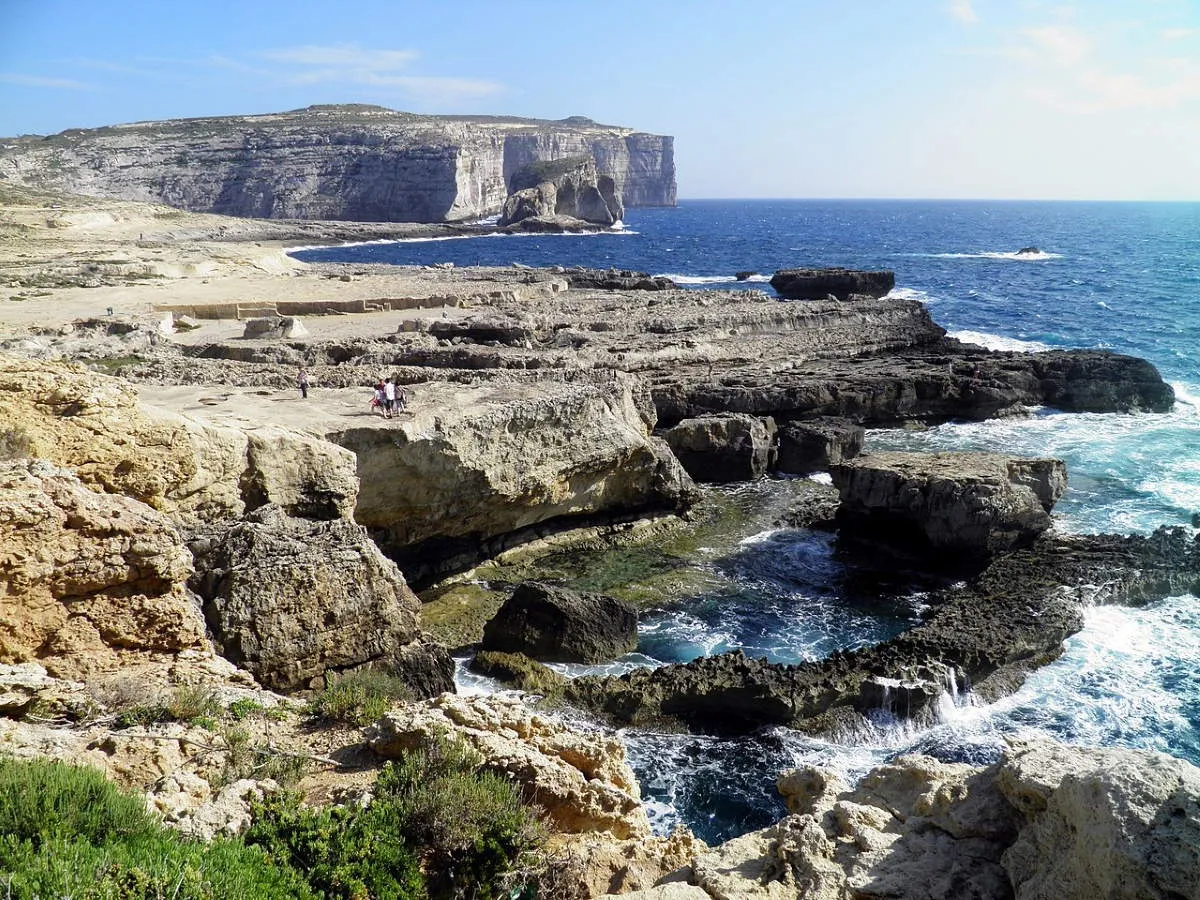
[[296, 200, 1200, 843]]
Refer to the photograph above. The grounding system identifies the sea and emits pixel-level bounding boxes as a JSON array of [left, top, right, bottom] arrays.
[[293, 199, 1200, 843]]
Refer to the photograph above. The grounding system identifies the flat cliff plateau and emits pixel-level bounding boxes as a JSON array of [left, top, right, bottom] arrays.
[[0, 104, 676, 222]]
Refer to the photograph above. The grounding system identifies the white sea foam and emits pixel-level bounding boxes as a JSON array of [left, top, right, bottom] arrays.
[[886, 286, 937, 304], [949, 329, 1052, 352], [1171, 381, 1200, 411], [914, 249, 1064, 261], [655, 273, 772, 285]]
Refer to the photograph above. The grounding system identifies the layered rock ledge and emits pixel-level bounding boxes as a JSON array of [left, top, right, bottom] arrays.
[[565, 528, 1200, 734]]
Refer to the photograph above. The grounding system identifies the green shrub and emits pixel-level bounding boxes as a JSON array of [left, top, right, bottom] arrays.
[[227, 697, 265, 721], [0, 758, 156, 849], [244, 793, 423, 900], [215, 724, 308, 788], [307, 669, 413, 727], [0, 760, 314, 900], [245, 737, 542, 900], [373, 738, 542, 899]]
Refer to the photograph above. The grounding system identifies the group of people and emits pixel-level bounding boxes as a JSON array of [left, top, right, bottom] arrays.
[[296, 368, 409, 419], [370, 376, 407, 418]]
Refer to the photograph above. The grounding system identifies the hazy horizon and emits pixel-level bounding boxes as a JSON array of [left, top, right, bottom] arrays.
[[4, 0, 1200, 202]]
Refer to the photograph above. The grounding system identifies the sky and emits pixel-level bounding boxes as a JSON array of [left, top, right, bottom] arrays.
[[2, 0, 1200, 200]]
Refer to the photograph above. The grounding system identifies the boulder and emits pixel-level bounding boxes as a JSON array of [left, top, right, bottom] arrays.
[[998, 739, 1200, 900], [0, 663, 82, 717], [0, 460, 207, 680], [332, 372, 697, 584], [242, 316, 308, 340], [776, 417, 864, 474], [500, 182, 556, 224], [366, 693, 651, 839], [190, 503, 447, 694], [663, 414, 777, 482], [832, 451, 1067, 559], [427, 314, 535, 346], [770, 267, 896, 300], [480, 582, 638, 664]]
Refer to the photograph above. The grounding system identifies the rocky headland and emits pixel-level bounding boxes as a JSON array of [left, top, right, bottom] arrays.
[[0, 105, 676, 222], [1, 184, 1196, 898]]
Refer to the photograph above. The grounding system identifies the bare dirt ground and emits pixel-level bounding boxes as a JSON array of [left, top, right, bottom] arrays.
[[0, 182, 518, 341]]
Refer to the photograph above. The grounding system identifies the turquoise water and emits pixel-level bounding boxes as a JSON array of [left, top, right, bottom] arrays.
[[305, 200, 1200, 842]]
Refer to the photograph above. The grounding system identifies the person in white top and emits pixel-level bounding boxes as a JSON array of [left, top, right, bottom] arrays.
[[383, 378, 397, 419]]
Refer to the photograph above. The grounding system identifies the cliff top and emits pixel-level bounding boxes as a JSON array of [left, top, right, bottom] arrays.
[[0, 105, 642, 146]]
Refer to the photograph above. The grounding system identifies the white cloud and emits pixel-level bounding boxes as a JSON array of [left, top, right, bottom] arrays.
[[1010, 23, 1200, 113], [0, 73, 94, 90], [253, 42, 502, 103], [1162, 27, 1199, 40], [261, 43, 419, 71], [949, 0, 979, 25]]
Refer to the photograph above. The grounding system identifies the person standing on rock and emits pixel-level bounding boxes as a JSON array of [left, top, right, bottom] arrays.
[[297, 367, 310, 399], [383, 377, 397, 419]]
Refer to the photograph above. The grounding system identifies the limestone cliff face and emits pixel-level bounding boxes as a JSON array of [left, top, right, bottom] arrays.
[[0, 105, 676, 222]]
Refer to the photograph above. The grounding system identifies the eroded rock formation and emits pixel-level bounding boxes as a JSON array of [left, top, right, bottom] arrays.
[[190, 504, 451, 693], [770, 267, 897, 300], [330, 372, 697, 582], [566, 528, 1200, 734], [0, 461, 205, 680], [499, 155, 624, 227], [641, 737, 1200, 900], [776, 417, 865, 474], [663, 414, 777, 483]]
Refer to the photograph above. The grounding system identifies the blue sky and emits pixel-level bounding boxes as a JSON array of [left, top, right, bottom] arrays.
[[3, 0, 1199, 200]]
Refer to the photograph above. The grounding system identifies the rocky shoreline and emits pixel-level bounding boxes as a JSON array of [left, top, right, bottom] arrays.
[[2, 187, 1198, 898]]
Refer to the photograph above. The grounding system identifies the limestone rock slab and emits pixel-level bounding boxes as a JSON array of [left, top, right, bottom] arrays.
[[833, 451, 1067, 558]]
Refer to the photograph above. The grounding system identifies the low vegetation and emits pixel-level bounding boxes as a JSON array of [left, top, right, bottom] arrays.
[[0, 738, 544, 899], [0, 758, 313, 899], [306, 668, 413, 727]]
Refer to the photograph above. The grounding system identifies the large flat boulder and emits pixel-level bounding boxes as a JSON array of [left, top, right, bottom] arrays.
[[776, 417, 864, 474], [480, 582, 638, 664], [832, 451, 1067, 559], [770, 267, 896, 300], [332, 373, 697, 582]]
